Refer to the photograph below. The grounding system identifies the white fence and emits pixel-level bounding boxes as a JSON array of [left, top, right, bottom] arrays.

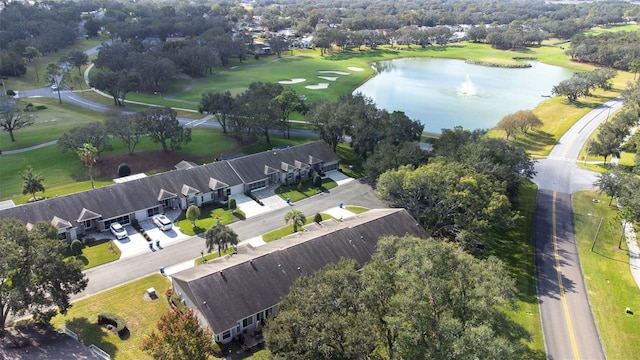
[[60, 327, 111, 360], [89, 344, 111, 360]]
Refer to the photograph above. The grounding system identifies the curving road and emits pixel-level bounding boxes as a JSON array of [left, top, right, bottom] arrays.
[[533, 98, 622, 360]]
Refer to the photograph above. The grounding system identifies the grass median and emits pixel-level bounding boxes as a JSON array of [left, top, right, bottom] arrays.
[[573, 190, 640, 360]]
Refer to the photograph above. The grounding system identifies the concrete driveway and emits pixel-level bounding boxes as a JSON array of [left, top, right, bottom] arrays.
[[111, 210, 190, 258]]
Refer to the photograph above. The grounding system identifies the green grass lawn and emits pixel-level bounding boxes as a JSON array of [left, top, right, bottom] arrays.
[[345, 206, 369, 214], [262, 213, 334, 242], [195, 247, 238, 266], [65, 238, 121, 270], [274, 178, 338, 203], [0, 98, 106, 151], [0, 127, 240, 203], [175, 202, 245, 236], [487, 181, 545, 359], [573, 190, 640, 360], [50, 274, 171, 360]]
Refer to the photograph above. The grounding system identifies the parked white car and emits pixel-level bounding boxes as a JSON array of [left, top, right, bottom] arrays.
[[110, 222, 128, 239], [153, 214, 172, 231]]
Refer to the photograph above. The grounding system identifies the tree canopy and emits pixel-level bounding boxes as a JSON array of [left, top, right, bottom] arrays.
[[377, 159, 515, 250], [0, 218, 87, 334], [19, 165, 45, 202], [0, 95, 36, 142], [141, 307, 217, 360], [265, 235, 524, 360], [204, 221, 239, 256]]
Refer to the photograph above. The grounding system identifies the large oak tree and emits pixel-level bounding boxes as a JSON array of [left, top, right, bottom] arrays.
[[265, 236, 524, 360], [0, 219, 87, 334], [377, 159, 515, 250]]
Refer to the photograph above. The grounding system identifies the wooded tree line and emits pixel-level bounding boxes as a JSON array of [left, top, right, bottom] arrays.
[[3, 0, 638, 82], [594, 79, 640, 222], [567, 32, 640, 70], [552, 68, 618, 103]]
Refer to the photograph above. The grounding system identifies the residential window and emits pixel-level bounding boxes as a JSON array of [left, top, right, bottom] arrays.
[[226, 188, 231, 196], [147, 207, 160, 217], [59, 232, 68, 241], [104, 215, 131, 228], [242, 316, 253, 328], [222, 330, 231, 340], [266, 308, 273, 318], [256, 311, 264, 321], [84, 220, 93, 229]]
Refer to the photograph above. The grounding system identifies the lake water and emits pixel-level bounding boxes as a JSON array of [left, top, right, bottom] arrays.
[[353, 58, 573, 133]]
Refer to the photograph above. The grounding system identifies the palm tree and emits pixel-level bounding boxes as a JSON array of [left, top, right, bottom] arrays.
[[285, 209, 306, 233], [19, 165, 45, 202], [205, 221, 239, 256], [77, 143, 98, 189]]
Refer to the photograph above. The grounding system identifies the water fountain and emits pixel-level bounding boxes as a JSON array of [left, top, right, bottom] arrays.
[[458, 74, 476, 96]]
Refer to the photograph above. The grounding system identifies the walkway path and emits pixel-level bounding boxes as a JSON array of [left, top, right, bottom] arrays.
[[608, 140, 640, 293]]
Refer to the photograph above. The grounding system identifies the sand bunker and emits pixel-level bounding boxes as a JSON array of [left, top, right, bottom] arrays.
[[318, 76, 338, 81], [279, 78, 306, 84], [318, 70, 350, 75], [347, 67, 364, 71], [305, 83, 329, 90]]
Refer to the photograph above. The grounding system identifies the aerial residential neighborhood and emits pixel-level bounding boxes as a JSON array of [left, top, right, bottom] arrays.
[[1, 0, 640, 359]]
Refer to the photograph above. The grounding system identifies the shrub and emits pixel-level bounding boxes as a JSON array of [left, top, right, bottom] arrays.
[[70, 239, 83, 256], [35, 105, 47, 110], [98, 312, 127, 334], [314, 213, 323, 224], [228, 198, 237, 210], [313, 175, 322, 188], [117, 163, 131, 177], [5, 89, 16, 96]]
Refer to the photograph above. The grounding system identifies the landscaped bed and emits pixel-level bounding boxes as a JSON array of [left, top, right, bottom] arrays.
[[175, 202, 245, 236], [275, 178, 338, 203]]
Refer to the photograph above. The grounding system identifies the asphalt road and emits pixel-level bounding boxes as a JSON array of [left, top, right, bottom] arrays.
[[533, 98, 622, 360], [73, 179, 386, 301]]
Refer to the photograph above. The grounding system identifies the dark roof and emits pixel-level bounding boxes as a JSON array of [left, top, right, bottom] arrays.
[[0, 141, 336, 230], [171, 208, 427, 333], [228, 141, 340, 184]]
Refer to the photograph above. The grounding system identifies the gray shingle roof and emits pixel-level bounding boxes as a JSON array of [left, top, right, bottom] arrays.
[[171, 208, 427, 334], [0, 141, 338, 233], [228, 142, 340, 184]]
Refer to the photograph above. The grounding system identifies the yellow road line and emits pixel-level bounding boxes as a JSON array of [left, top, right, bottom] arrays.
[[552, 191, 580, 359]]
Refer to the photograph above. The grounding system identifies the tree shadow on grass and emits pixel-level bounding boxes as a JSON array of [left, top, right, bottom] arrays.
[[74, 255, 89, 267], [192, 225, 205, 234], [65, 317, 118, 358], [514, 130, 556, 153]]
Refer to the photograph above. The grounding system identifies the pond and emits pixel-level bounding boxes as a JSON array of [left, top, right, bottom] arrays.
[[353, 58, 573, 133]]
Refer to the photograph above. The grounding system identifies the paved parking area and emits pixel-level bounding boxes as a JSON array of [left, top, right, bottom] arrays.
[[111, 210, 191, 258], [112, 172, 355, 260]]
